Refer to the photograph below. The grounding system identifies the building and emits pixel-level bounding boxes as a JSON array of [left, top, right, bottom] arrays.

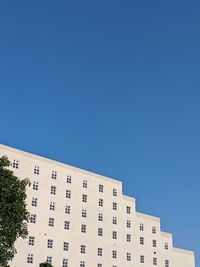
[[0, 144, 195, 267]]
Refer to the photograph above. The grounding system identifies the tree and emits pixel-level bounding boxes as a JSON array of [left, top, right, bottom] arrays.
[[39, 263, 54, 267], [0, 156, 30, 267]]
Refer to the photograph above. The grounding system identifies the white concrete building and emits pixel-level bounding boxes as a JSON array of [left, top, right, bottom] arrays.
[[0, 144, 195, 267]]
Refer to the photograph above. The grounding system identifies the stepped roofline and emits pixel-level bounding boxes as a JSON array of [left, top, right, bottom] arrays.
[[173, 247, 195, 256], [160, 231, 172, 238], [136, 211, 160, 222], [122, 195, 136, 202]]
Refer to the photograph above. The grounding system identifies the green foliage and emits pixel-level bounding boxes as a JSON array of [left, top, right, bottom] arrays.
[[39, 263, 54, 267], [0, 156, 30, 267]]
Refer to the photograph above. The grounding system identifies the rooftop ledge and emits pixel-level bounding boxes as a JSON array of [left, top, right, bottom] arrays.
[[0, 144, 122, 185], [160, 231, 172, 238], [136, 212, 160, 222], [122, 195, 136, 203], [173, 247, 195, 256]]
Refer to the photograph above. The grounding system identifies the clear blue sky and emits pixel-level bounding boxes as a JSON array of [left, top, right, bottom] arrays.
[[0, 1, 199, 265]]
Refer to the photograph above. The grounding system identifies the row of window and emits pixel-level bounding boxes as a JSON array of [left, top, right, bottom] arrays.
[[29, 214, 160, 237], [30, 201, 158, 235], [30, 216, 130, 235], [28, 234, 168, 249], [13, 160, 118, 195], [32, 181, 118, 198], [27, 253, 170, 266], [32, 190, 130, 212]]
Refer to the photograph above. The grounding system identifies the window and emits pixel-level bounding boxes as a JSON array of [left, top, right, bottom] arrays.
[[113, 217, 117, 224], [64, 221, 70, 230], [112, 250, 117, 259], [47, 239, 53, 248], [97, 264, 102, 267], [80, 261, 85, 267], [140, 237, 144, 245], [126, 206, 131, 214], [83, 179, 87, 188], [153, 257, 157, 265], [34, 165, 39, 175], [153, 239, 157, 247], [48, 218, 55, 227], [98, 213, 103, 221], [80, 245, 86, 253], [99, 184, 103, 192], [112, 231, 117, 239], [31, 197, 38, 207], [33, 181, 39, 190], [30, 214, 36, 224], [81, 224, 86, 233], [164, 242, 169, 250], [65, 205, 71, 214], [98, 228, 103, 236], [63, 259, 68, 267], [28, 236, 35, 246], [113, 202, 117, 210], [165, 260, 169, 267], [140, 255, 144, 263], [49, 201, 55, 211], [99, 198, 103, 207], [12, 159, 19, 169], [27, 253, 33, 263], [82, 209, 87, 218], [82, 194, 87, 203], [63, 242, 69, 251], [52, 170, 57, 179], [66, 190, 71, 198], [140, 223, 144, 231], [51, 185, 56, 195], [67, 175, 71, 183], [46, 256, 52, 264], [127, 253, 131, 261], [152, 226, 156, 234], [98, 248, 103, 256], [127, 220, 131, 228], [113, 188, 117, 196], [127, 234, 131, 242]]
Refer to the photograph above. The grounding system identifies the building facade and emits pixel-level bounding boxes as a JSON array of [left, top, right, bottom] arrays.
[[0, 144, 195, 267]]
